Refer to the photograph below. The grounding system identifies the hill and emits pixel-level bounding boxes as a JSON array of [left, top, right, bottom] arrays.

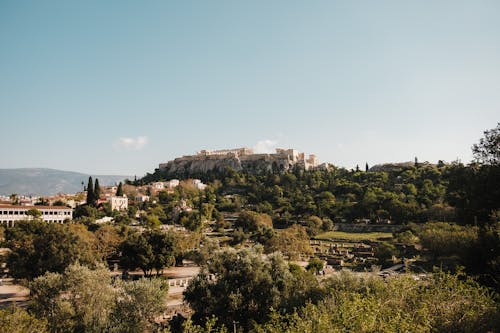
[[0, 168, 130, 196]]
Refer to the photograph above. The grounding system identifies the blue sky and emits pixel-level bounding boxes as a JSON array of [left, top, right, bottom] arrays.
[[1, 1, 499, 176]]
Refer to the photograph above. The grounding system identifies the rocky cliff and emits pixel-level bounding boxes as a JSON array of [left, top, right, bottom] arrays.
[[158, 154, 296, 177]]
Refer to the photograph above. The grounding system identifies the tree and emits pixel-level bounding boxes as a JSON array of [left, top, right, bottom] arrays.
[[86, 176, 95, 206], [5, 220, 100, 280], [94, 178, 101, 201], [305, 216, 323, 236], [119, 233, 154, 276], [30, 263, 115, 333], [265, 224, 313, 259], [375, 241, 399, 266], [94, 225, 122, 260], [119, 230, 177, 276], [235, 211, 272, 233], [365, 163, 369, 172], [52, 200, 66, 207], [254, 272, 499, 333], [116, 182, 124, 196], [0, 307, 48, 333], [112, 277, 169, 332], [29, 263, 168, 333], [148, 230, 177, 275], [26, 208, 41, 219], [306, 257, 325, 274], [472, 122, 500, 165], [184, 249, 320, 331]]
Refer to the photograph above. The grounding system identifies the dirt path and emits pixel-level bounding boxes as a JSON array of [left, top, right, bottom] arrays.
[[0, 278, 30, 308]]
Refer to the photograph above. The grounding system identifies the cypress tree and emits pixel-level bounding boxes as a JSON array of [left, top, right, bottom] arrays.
[[116, 182, 124, 196], [94, 178, 101, 201], [86, 177, 94, 206], [365, 163, 369, 172]]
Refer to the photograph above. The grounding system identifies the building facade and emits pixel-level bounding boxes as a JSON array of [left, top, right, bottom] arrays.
[[108, 196, 128, 211], [0, 205, 73, 227]]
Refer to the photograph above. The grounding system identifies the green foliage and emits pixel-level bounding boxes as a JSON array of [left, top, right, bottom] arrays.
[[86, 176, 95, 206], [74, 204, 99, 219], [413, 222, 478, 259], [306, 257, 324, 274], [145, 214, 161, 229], [374, 241, 399, 266], [235, 211, 272, 233], [119, 230, 177, 276], [179, 210, 203, 231], [472, 122, 500, 165], [94, 178, 101, 200], [30, 263, 115, 333], [0, 307, 48, 333], [304, 216, 323, 236], [116, 181, 124, 196], [26, 208, 42, 218], [112, 277, 169, 332], [179, 317, 228, 333], [446, 163, 500, 225], [395, 221, 500, 291], [94, 224, 122, 260], [265, 224, 313, 259], [184, 248, 321, 331], [5, 220, 100, 280], [315, 231, 392, 242], [29, 263, 168, 333], [253, 272, 499, 333]]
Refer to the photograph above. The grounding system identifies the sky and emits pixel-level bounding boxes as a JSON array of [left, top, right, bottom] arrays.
[[0, 1, 499, 176]]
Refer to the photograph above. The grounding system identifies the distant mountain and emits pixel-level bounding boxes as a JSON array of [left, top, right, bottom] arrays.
[[0, 168, 130, 196]]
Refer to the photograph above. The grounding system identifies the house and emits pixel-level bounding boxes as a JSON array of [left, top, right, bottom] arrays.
[[191, 179, 207, 190], [165, 179, 180, 190], [108, 196, 128, 211], [151, 182, 165, 191]]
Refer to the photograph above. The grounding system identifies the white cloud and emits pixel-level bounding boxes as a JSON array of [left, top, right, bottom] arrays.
[[253, 139, 278, 154], [113, 136, 148, 151]]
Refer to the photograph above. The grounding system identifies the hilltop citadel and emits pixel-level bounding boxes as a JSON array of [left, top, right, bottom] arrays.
[[158, 147, 320, 176]]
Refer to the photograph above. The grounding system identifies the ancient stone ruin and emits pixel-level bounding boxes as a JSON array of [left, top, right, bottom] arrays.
[[158, 147, 319, 176]]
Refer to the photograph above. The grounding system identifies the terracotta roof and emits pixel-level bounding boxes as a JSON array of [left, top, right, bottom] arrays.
[[0, 205, 72, 210]]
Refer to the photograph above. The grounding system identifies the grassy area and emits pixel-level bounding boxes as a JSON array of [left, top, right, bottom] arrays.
[[315, 231, 393, 242]]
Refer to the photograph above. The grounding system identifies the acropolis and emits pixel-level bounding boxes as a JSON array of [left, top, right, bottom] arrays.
[[158, 147, 319, 176]]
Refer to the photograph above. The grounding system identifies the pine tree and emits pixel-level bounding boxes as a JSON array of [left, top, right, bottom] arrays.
[[365, 163, 369, 172], [116, 182, 124, 197], [94, 178, 101, 201], [86, 177, 94, 206], [356, 164, 360, 172]]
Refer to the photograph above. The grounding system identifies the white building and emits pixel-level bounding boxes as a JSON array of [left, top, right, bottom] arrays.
[[151, 182, 165, 191], [191, 179, 207, 190], [108, 196, 128, 211], [165, 179, 180, 189], [0, 205, 73, 227]]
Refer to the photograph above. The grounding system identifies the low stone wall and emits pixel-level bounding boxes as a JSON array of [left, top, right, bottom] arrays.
[[334, 223, 403, 233]]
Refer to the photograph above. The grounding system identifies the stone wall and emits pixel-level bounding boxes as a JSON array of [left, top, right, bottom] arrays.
[[334, 223, 403, 233]]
